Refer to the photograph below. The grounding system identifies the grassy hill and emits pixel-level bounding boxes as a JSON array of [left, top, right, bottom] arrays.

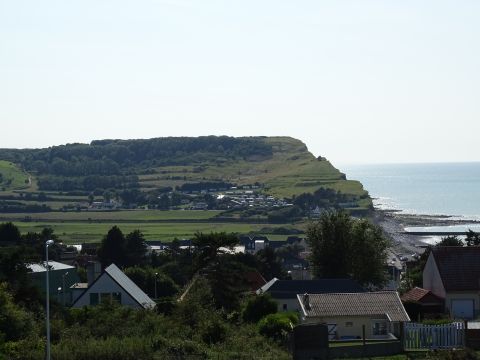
[[0, 136, 371, 243], [0, 160, 32, 191]]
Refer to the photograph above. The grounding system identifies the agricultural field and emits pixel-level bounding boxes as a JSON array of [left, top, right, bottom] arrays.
[[12, 219, 305, 244]]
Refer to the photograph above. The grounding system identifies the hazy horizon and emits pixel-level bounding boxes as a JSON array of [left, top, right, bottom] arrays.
[[2, 1, 479, 165]]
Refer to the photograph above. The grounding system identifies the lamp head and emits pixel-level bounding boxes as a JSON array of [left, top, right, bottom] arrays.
[[46, 239, 54, 246]]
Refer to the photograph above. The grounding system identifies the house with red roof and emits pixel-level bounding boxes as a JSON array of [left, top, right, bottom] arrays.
[[400, 287, 444, 321], [423, 246, 480, 319]]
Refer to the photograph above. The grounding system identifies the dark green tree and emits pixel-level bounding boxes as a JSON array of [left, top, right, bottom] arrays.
[[350, 219, 388, 287], [192, 232, 238, 271], [306, 210, 353, 279], [97, 226, 126, 267], [242, 293, 278, 323], [255, 247, 286, 281], [465, 230, 480, 247], [436, 235, 463, 247], [0, 222, 21, 245], [125, 230, 147, 267], [306, 210, 388, 287]]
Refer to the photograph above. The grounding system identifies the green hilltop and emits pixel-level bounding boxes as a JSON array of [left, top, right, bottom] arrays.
[[0, 136, 371, 243]]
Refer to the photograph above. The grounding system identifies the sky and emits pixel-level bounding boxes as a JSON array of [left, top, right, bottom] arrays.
[[1, 0, 479, 165]]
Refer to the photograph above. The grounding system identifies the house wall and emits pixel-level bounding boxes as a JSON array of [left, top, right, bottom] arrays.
[[29, 268, 80, 305], [272, 297, 302, 312], [423, 254, 446, 298], [72, 273, 141, 309], [301, 315, 393, 339], [445, 292, 480, 318]]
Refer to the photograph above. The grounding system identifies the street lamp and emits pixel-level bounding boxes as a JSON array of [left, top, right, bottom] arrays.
[[62, 272, 69, 306], [45, 239, 54, 360], [154, 272, 158, 299]]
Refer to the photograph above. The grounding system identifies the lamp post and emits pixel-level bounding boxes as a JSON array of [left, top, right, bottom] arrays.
[[45, 239, 54, 360], [154, 272, 158, 299], [62, 272, 69, 306]]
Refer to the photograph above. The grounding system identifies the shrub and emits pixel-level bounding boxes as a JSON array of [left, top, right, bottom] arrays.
[[257, 312, 298, 342], [242, 294, 277, 323]]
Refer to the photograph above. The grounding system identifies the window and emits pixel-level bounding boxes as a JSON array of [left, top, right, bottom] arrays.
[[100, 293, 111, 304], [112, 292, 122, 303], [90, 293, 99, 305], [372, 320, 388, 336], [282, 304, 287, 311]]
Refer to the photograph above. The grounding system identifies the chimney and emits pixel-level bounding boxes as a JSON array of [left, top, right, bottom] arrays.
[[87, 261, 101, 285], [303, 293, 311, 310]]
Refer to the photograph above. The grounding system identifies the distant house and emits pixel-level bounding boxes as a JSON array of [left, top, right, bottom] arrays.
[[27, 261, 80, 305], [423, 246, 480, 319], [297, 291, 410, 340], [71, 263, 156, 310], [256, 278, 364, 312]]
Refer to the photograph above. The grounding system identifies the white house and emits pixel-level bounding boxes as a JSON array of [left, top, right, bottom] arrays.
[[71, 263, 156, 310]]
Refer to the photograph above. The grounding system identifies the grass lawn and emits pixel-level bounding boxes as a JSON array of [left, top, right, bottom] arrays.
[[12, 220, 296, 244]]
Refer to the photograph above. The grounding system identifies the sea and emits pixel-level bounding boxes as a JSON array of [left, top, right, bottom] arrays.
[[343, 162, 480, 237]]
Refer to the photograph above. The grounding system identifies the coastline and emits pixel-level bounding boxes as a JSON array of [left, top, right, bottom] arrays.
[[373, 209, 480, 257]]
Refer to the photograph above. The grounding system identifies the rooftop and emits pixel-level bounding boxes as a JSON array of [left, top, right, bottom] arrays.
[[27, 261, 75, 273], [431, 246, 480, 292], [298, 291, 410, 322], [257, 278, 364, 298]]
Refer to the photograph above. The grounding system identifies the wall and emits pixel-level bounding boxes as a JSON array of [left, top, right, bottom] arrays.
[[301, 315, 392, 339], [274, 297, 301, 312], [72, 273, 140, 308], [423, 255, 446, 298], [445, 292, 480, 317]]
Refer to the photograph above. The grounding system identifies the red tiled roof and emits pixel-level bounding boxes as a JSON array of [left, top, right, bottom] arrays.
[[401, 287, 430, 302], [432, 246, 480, 292], [401, 287, 444, 304]]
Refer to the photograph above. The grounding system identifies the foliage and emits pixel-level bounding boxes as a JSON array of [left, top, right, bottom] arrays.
[[436, 235, 464, 247], [97, 226, 126, 267], [465, 229, 480, 246], [0, 283, 37, 342], [257, 312, 298, 342], [0, 222, 21, 245], [123, 266, 179, 298], [97, 227, 148, 268], [306, 210, 388, 286], [255, 246, 287, 281], [242, 293, 278, 323]]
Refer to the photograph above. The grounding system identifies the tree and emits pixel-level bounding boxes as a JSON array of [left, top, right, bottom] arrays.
[[350, 219, 388, 287], [192, 232, 238, 271], [242, 293, 278, 323], [436, 235, 463, 247], [97, 226, 126, 267], [465, 230, 480, 247], [306, 210, 353, 279], [306, 210, 388, 287], [124, 230, 147, 267], [0, 222, 21, 245], [255, 247, 286, 281]]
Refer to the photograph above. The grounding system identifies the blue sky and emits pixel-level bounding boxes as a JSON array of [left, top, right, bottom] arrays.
[[1, 0, 479, 164]]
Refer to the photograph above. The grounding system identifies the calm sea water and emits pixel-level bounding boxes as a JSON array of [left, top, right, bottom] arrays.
[[344, 162, 480, 228]]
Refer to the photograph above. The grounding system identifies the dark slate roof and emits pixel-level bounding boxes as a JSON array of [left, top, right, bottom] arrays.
[[432, 246, 480, 292], [298, 291, 410, 322], [257, 278, 364, 299]]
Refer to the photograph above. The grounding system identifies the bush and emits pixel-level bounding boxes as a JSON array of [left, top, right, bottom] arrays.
[[242, 294, 278, 323], [257, 312, 298, 342]]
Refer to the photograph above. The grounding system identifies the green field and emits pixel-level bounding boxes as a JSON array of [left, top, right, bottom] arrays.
[[0, 210, 223, 222], [12, 220, 303, 244], [0, 160, 31, 191]]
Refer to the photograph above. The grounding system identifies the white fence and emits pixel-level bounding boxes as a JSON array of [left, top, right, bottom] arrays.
[[404, 322, 465, 350]]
